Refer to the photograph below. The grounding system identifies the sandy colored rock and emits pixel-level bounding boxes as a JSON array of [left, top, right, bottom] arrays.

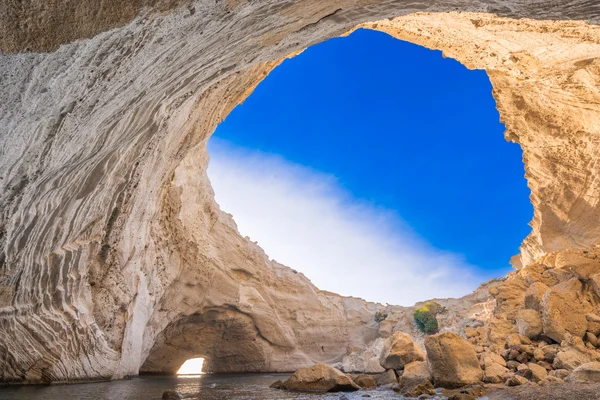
[[540, 278, 592, 342], [585, 332, 599, 347], [554, 251, 600, 280], [566, 362, 600, 383], [375, 369, 398, 386], [379, 331, 425, 370], [425, 332, 483, 388], [282, 363, 359, 392], [516, 310, 543, 339], [393, 378, 436, 397], [402, 361, 432, 382], [553, 336, 600, 371], [591, 274, 600, 299], [505, 375, 529, 386], [523, 282, 549, 311], [482, 353, 509, 384], [354, 374, 377, 389], [527, 363, 547, 382]]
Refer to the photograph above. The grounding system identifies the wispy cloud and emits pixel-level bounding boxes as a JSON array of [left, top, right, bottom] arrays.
[[207, 138, 483, 306]]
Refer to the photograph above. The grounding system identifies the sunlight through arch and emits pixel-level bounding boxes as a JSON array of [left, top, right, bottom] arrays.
[[177, 357, 205, 375]]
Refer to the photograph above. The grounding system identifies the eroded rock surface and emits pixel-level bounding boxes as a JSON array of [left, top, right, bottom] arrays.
[[0, 0, 600, 386]]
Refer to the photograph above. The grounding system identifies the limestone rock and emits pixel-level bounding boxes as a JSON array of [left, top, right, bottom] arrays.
[[524, 282, 549, 311], [554, 251, 600, 280], [566, 361, 600, 383], [402, 361, 431, 382], [585, 332, 598, 347], [392, 378, 435, 397], [425, 332, 483, 388], [553, 336, 600, 371], [591, 274, 600, 299], [2, 0, 600, 384], [375, 369, 398, 386], [282, 363, 360, 392], [482, 353, 509, 384], [540, 278, 591, 342], [527, 362, 548, 382], [269, 380, 285, 389], [516, 309, 543, 339], [379, 331, 425, 370], [378, 320, 394, 338], [354, 374, 377, 389], [505, 375, 529, 386]]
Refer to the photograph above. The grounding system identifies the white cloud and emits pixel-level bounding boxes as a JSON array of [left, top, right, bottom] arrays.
[[207, 138, 483, 306]]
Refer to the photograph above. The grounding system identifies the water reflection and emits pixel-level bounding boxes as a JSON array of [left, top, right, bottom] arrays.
[[0, 374, 443, 399]]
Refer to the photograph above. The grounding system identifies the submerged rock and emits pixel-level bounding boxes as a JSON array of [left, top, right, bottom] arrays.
[[162, 390, 183, 400], [281, 363, 360, 392], [269, 380, 285, 389]]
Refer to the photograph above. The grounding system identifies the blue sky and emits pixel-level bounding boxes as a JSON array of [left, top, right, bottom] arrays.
[[207, 29, 532, 305]]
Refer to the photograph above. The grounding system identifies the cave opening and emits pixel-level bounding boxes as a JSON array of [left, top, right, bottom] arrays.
[[206, 27, 533, 306], [177, 358, 205, 376]]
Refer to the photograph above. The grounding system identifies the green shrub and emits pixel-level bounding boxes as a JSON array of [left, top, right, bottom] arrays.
[[374, 311, 388, 323], [414, 301, 443, 334]]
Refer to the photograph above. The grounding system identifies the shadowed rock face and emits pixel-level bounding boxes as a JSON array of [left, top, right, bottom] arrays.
[[0, 0, 599, 384]]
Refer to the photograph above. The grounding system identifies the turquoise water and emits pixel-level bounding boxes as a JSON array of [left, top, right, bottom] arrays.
[[0, 374, 439, 399]]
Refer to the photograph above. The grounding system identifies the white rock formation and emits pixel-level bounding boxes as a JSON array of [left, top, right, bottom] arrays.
[[0, 0, 599, 384]]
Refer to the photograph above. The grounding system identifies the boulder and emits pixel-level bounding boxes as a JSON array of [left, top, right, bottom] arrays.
[[465, 327, 478, 339], [446, 384, 486, 400], [587, 314, 600, 323], [162, 390, 182, 400], [527, 362, 547, 382], [392, 378, 435, 397], [553, 335, 600, 371], [505, 334, 522, 349], [541, 344, 560, 362], [591, 274, 600, 299], [516, 309, 543, 339], [554, 251, 600, 280], [540, 278, 591, 342], [354, 374, 376, 389], [282, 363, 360, 392], [269, 380, 285, 389], [482, 353, 509, 384], [506, 360, 520, 371], [566, 361, 600, 383], [402, 360, 431, 382], [587, 314, 600, 336], [378, 320, 394, 338], [505, 375, 529, 386], [424, 332, 483, 388], [533, 348, 545, 361], [375, 369, 397, 386], [585, 332, 598, 347], [379, 331, 425, 370], [516, 364, 532, 379], [524, 282, 549, 311]]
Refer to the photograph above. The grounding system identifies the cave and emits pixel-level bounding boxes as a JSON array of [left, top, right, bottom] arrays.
[[0, 0, 600, 388]]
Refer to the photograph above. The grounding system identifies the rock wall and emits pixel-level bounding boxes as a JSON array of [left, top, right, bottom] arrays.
[[0, 0, 599, 384]]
